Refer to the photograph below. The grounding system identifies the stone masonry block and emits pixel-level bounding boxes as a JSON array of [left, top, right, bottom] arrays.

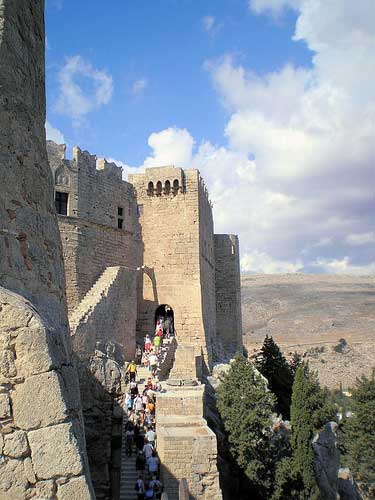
[[0, 457, 29, 500], [12, 371, 68, 430], [28, 422, 84, 479], [57, 476, 93, 500], [15, 316, 63, 377], [3, 430, 30, 458], [0, 393, 11, 419]]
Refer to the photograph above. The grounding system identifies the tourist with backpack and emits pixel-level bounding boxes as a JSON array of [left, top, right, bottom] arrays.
[[135, 475, 145, 499]]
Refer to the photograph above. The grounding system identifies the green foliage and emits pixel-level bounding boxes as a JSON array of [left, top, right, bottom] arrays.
[[216, 354, 277, 497], [272, 363, 335, 500], [289, 351, 303, 379], [256, 335, 294, 419], [342, 374, 375, 498], [272, 457, 304, 500]]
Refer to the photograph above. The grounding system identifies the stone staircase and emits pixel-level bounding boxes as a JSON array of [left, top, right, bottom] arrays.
[[69, 266, 121, 331], [119, 441, 138, 500], [119, 340, 175, 499]]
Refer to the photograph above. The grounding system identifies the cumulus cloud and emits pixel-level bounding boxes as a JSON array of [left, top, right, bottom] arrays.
[[201, 0, 375, 273], [113, 0, 375, 274], [241, 250, 303, 274], [143, 127, 195, 168], [311, 257, 375, 276], [45, 121, 65, 144], [55, 55, 113, 124], [131, 78, 148, 96]]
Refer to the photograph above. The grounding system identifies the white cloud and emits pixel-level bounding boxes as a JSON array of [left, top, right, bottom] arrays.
[[200, 0, 375, 274], [114, 0, 374, 275], [55, 55, 113, 124], [132, 78, 148, 96], [346, 232, 375, 246], [312, 257, 375, 276], [241, 251, 303, 274], [45, 121, 65, 144], [143, 127, 195, 168]]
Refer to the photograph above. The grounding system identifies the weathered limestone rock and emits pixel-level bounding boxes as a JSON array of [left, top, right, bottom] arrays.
[[12, 371, 68, 430], [34, 479, 57, 499], [28, 423, 84, 479], [313, 422, 340, 500], [14, 314, 68, 377], [3, 430, 30, 458], [23, 457, 37, 485], [0, 457, 29, 500], [0, 393, 11, 418], [57, 476, 94, 500], [338, 468, 363, 500]]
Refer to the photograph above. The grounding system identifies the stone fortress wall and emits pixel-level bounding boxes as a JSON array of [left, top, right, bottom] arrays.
[[214, 234, 242, 356], [47, 142, 141, 311], [49, 145, 243, 370], [0, 1, 94, 498]]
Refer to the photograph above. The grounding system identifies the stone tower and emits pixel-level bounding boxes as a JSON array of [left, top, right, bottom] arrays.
[[130, 166, 233, 370], [0, 1, 93, 498]]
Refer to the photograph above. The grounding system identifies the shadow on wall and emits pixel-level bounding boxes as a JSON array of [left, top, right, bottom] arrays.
[[74, 353, 124, 500], [136, 265, 159, 344]]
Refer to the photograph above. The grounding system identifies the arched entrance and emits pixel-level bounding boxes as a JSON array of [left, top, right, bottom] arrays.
[[154, 304, 175, 337]]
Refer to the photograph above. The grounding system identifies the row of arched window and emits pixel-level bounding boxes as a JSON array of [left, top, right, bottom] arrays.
[[147, 179, 180, 196]]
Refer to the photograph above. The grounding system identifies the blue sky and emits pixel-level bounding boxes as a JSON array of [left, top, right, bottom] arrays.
[[45, 0, 375, 275], [46, 0, 310, 163]]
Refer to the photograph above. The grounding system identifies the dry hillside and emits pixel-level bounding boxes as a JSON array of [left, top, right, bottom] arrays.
[[242, 274, 375, 389]]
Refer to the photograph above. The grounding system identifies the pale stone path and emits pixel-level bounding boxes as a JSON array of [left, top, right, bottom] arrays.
[[119, 366, 149, 500], [119, 341, 172, 500]]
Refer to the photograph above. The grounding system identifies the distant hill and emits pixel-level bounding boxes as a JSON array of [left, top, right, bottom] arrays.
[[241, 274, 375, 389]]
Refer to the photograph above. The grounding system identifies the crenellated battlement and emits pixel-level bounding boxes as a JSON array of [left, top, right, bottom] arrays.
[[130, 165, 185, 196]]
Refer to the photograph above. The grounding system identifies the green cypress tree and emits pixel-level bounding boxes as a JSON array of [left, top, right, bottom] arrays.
[[272, 363, 335, 500], [289, 351, 303, 379], [216, 354, 277, 498], [342, 374, 375, 498], [256, 335, 294, 419]]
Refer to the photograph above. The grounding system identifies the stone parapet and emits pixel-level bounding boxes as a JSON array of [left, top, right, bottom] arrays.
[[155, 383, 222, 500]]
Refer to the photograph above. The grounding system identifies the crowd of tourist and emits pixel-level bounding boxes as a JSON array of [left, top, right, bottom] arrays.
[[138, 312, 174, 374], [123, 314, 173, 499]]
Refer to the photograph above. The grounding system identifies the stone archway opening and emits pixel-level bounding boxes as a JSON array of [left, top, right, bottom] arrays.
[[155, 304, 175, 337]]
